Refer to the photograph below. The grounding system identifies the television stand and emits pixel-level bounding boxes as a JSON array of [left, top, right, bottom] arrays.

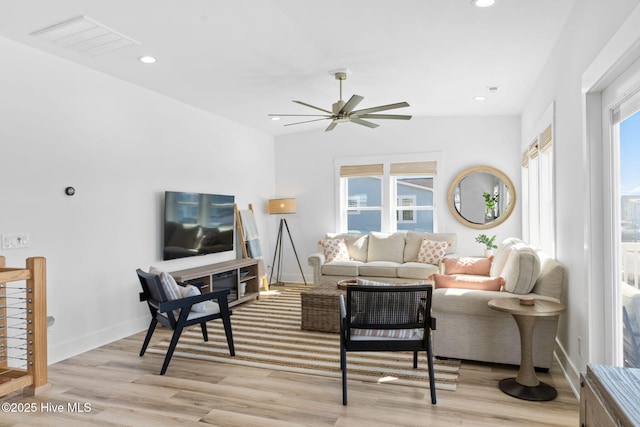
[[169, 258, 260, 307]]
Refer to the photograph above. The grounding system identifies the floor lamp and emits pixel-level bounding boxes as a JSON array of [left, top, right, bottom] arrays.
[[268, 198, 307, 286]]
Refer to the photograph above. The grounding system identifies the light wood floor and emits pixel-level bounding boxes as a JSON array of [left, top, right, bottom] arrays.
[[1, 299, 580, 426]]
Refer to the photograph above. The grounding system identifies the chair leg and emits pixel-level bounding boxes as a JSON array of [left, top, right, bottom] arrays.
[[413, 350, 418, 369], [221, 310, 235, 356], [161, 325, 184, 375], [426, 335, 437, 404], [200, 322, 209, 341], [341, 346, 347, 405], [139, 318, 158, 357]]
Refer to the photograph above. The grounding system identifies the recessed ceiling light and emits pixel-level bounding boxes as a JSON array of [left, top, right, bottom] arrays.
[[473, 0, 495, 7], [138, 56, 156, 64], [271, 117, 281, 121], [474, 96, 487, 101]]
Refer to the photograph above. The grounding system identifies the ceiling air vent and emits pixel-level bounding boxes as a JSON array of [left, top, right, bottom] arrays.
[[30, 15, 139, 57]]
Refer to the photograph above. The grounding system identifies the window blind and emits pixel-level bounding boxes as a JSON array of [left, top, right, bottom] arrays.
[[528, 139, 539, 160], [540, 124, 553, 153], [389, 161, 437, 176], [339, 164, 384, 177]]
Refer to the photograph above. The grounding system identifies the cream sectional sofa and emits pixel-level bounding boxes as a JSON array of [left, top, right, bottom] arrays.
[[432, 237, 565, 369], [307, 231, 457, 286]]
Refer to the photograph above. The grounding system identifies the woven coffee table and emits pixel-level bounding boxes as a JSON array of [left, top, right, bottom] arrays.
[[300, 285, 345, 333]]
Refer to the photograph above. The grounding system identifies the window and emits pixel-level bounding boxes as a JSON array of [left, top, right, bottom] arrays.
[[611, 90, 640, 369], [337, 156, 439, 233], [522, 107, 555, 256], [394, 178, 434, 231], [397, 195, 417, 223]]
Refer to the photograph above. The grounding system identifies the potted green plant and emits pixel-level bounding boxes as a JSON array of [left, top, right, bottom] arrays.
[[483, 192, 499, 220], [475, 234, 497, 257]]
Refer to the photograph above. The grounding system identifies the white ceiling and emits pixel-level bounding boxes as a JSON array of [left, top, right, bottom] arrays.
[[0, 0, 577, 136]]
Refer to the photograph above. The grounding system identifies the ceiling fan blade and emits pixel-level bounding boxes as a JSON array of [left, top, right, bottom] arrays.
[[283, 117, 332, 126], [325, 121, 338, 132], [339, 94, 364, 114], [293, 100, 332, 114], [358, 114, 412, 120], [351, 101, 410, 115], [268, 114, 332, 117], [350, 118, 379, 129]]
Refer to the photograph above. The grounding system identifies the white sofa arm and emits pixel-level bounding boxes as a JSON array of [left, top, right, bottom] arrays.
[[307, 252, 326, 286]]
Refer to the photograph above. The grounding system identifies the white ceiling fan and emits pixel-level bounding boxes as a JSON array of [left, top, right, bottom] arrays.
[[269, 71, 412, 132]]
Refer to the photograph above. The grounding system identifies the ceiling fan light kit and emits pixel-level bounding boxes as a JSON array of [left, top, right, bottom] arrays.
[[269, 71, 411, 132]]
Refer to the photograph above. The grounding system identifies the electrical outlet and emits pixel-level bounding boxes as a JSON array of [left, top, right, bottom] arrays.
[[578, 336, 582, 356], [1, 233, 31, 249]]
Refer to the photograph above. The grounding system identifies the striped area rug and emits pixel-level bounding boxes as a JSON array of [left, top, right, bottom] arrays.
[[148, 285, 460, 391]]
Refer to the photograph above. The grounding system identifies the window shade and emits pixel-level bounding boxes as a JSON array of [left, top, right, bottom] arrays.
[[528, 139, 539, 159], [540, 124, 553, 153], [340, 164, 384, 177], [389, 161, 437, 176]]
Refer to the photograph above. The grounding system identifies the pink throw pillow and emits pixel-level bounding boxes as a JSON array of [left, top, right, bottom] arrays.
[[319, 238, 350, 262], [429, 273, 504, 291], [442, 256, 493, 276], [417, 239, 449, 265]]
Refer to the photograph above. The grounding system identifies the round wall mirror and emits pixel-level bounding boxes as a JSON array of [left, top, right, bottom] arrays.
[[447, 166, 516, 229]]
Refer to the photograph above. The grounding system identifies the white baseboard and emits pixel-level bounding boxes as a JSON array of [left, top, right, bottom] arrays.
[[554, 338, 581, 399], [48, 315, 149, 365]]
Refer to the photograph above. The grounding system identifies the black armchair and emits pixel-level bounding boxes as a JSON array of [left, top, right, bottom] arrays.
[[339, 284, 436, 405], [137, 268, 235, 375]]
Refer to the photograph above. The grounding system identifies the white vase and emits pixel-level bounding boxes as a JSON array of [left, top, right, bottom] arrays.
[[484, 249, 494, 257]]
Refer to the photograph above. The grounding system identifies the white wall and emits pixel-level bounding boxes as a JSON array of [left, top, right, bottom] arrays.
[[520, 0, 640, 389], [273, 116, 521, 283], [0, 37, 276, 363]]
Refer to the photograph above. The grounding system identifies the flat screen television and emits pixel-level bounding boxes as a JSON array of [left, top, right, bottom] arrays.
[[163, 191, 235, 260]]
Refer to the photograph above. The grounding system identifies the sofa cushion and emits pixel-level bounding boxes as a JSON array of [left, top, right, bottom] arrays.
[[501, 244, 541, 294], [417, 239, 449, 265], [430, 273, 504, 291], [433, 289, 515, 316], [490, 237, 522, 277], [359, 261, 400, 278], [531, 253, 564, 299], [321, 261, 363, 277], [442, 257, 493, 276], [319, 238, 350, 262], [397, 262, 439, 280], [326, 233, 369, 262], [367, 232, 405, 263], [404, 231, 457, 262]]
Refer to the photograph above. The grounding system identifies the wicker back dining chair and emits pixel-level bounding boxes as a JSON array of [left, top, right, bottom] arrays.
[[339, 284, 436, 405], [137, 268, 235, 375]]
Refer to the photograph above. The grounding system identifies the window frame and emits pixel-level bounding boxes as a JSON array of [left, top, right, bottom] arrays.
[[335, 153, 442, 234]]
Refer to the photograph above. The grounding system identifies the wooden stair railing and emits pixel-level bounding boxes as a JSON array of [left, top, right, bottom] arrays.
[[0, 256, 50, 396]]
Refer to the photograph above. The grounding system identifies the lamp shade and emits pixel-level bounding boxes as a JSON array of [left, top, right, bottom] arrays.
[[268, 198, 296, 215]]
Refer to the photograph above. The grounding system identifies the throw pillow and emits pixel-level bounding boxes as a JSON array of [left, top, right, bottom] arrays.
[[429, 273, 504, 291], [149, 267, 182, 301], [367, 232, 405, 263], [179, 284, 206, 312], [501, 245, 541, 294], [319, 238, 350, 262], [416, 239, 449, 265], [442, 256, 493, 276]]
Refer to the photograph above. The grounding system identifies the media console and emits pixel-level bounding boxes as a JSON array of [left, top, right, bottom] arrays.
[[169, 258, 260, 307]]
